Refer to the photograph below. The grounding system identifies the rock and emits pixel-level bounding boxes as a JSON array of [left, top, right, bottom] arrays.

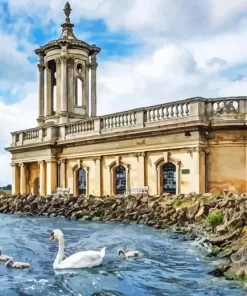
[[207, 263, 230, 277], [209, 229, 241, 246], [235, 268, 245, 278], [92, 217, 100, 221], [216, 224, 228, 235], [227, 211, 247, 229], [207, 246, 222, 257], [194, 206, 206, 222], [147, 220, 156, 226], [231, 245, 247, 264], [202, 193, 213, 198], [186, 202, 200, 220], [218, 248, 233, 259]]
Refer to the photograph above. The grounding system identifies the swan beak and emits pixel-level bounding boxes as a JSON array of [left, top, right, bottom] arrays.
[[49, 233, 54, 241]]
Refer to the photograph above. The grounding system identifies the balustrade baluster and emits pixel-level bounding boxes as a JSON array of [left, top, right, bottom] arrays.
[[148, 110, 151, 122], [125, 114, 128, 125]]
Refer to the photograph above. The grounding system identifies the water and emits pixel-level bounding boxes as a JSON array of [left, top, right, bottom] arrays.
[[0, 214, 244, 296]]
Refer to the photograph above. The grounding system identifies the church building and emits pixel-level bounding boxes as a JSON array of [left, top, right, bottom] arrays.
[[6, 3, 247, 196]]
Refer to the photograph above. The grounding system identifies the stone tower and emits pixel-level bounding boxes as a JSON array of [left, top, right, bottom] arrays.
[[35, 2, 101, 126]]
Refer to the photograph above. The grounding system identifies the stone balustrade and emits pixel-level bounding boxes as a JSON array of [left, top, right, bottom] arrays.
[[10, 97, 247, 146]]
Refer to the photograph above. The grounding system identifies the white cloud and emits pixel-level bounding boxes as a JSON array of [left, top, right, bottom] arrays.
[[1, 0, 247, 185], [0, 83, 37, 186]]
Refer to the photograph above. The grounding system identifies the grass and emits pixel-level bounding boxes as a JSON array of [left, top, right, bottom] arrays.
[[0, 189, 11, 195], [172, 198, 195, 208]]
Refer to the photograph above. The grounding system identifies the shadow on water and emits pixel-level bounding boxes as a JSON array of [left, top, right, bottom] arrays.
[[0, 214, 244, 296]]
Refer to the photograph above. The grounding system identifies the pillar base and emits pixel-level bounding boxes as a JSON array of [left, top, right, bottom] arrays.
[[37, 117, 44, 127], [59, 112, 69, 124]]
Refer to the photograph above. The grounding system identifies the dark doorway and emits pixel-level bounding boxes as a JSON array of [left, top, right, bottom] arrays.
[[78, 168, 86, 195], [162, 163, 176, 194], [116, 166, 126, 195]]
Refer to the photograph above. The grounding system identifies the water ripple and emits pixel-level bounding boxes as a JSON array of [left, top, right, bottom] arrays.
[[0, 214, 243, 296]]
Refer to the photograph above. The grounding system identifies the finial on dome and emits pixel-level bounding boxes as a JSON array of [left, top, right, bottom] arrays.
[[59, 2, 76, 40], [63, 2, 72, 19]]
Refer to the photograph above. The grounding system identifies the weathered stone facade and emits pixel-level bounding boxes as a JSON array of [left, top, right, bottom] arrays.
[[5, 3, 247, 196]]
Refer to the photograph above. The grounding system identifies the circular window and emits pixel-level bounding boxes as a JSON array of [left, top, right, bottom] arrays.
[[76, 63, 83, 74]]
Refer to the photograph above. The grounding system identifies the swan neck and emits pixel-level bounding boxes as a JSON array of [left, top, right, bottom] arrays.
[[55, 236, 64, 266]]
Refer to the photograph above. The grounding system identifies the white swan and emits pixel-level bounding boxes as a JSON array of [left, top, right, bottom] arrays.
[[5, 259, 30, 269], [0, 250, 12, 262], [118, 249, 140, 258], [49, 229, 106, 270]]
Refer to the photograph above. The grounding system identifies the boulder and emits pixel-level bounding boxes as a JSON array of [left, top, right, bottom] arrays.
[[227, 211, 247, 229], [186, 202, 200, 220], [216, 224, 228, 235], [194, 206, 206, 222], [209, 229, 241, 246]]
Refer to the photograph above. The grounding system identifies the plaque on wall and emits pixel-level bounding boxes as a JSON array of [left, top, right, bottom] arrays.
[[181, 169, 190, 174]]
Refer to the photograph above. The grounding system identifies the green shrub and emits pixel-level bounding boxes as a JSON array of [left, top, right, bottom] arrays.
[[205, 210, 224, 228]]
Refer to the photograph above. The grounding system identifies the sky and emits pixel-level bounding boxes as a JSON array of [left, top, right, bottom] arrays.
[[1, 0, 247, 186]]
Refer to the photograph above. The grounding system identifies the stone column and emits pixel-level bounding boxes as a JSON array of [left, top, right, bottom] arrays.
[[60, 159, 66, 188], [94, 156, 101, 196], [11, 164, 20, 194], [20, 163, 27, 194], [60, 56, 68, 113], [136, 152, 145, 186], [46, 63, 53, 116], [55, 58, 61, 113], [85, 62, 89, 112], [73, 169, 78, 196], [176, 161, 181, 194], [39, 161, 46, 196], [90, 53, 98, 117], [74, 78, 78, 105], [126, 165, 130, 193], [46, 160, 57, 195], [67, 57, 74, 113], [37, 63, 45, 125]]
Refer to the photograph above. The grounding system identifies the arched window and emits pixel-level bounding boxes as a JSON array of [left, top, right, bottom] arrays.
[[78, 168, 86, 195], [115, 166, 126, 195], [162, 163, 176, 194], [75, 78, 83, 106]]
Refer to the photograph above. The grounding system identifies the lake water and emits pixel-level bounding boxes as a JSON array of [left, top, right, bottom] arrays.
[[0, 214, 244, 296]]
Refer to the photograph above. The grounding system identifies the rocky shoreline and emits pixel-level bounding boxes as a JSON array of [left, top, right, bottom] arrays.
[[1, 191, 247, 288]]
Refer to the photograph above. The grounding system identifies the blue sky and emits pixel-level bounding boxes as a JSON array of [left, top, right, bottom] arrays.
[[1, 0, 247, 185]]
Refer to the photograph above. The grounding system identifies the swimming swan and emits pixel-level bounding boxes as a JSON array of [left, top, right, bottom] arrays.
[[49, 229, 106, 270], [118, 249, 140, 258], [0, 250, 13, 262], [5, 259, 30, 269]]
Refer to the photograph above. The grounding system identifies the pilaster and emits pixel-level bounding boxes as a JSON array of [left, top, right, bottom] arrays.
[[93, 156, 102, 196], [136, 152, 145, 187]]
